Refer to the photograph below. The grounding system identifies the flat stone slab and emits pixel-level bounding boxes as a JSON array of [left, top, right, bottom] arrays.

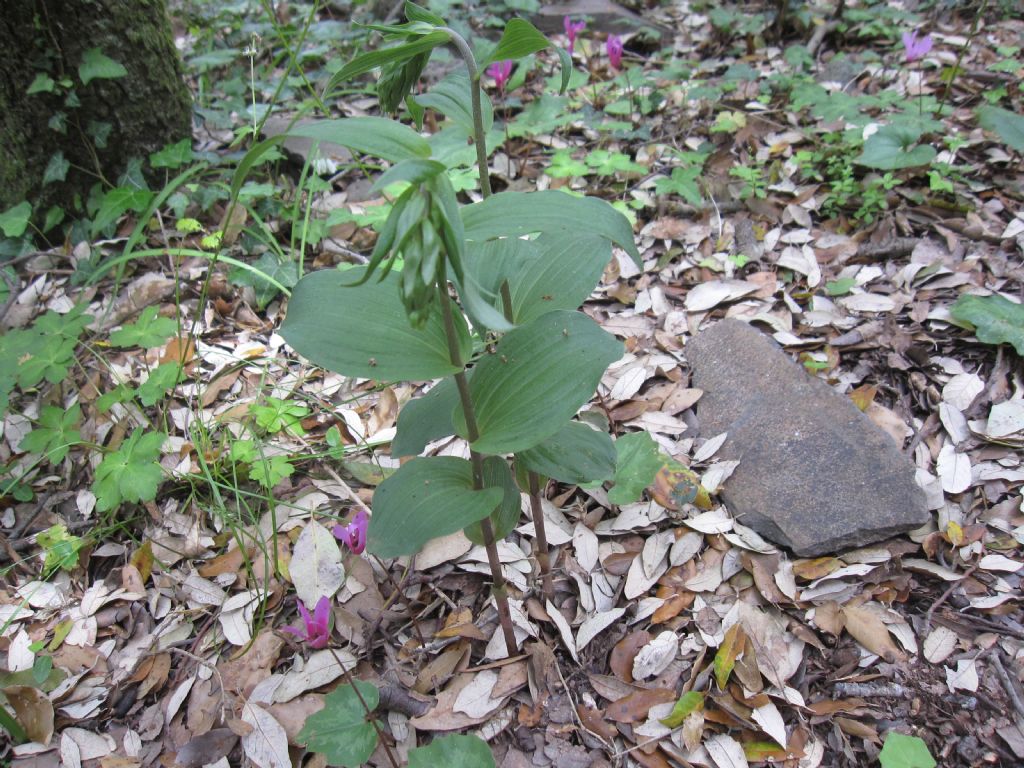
[[686, 319, 929, 557]]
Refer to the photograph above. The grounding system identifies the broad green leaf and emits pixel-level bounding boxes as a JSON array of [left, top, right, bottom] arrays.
[[91, 187, 154, 236], [281, 267, 470, 381], [92, 429, 166, 512], [404, 1, 445, 26], [326, 30, 451, 92], [392, 378, 459, 456], [481, 18, 550, 66], [949, 293, 1024, 355], [298, 682, 380, 768], [878, 733, 936, 768], [414, 73, 493, 135], [408, 734, 496, 768], [518, 421, 616, 484], [977, 105, 1024, 152], [856, 125, 936, 170], [457, 311, 623, 454], [0, 201, 32, 237], [290, 117, 432, 163], [78, 48, 128, 85], [229, 135, 286, 201], [462, 232, 611, 326], [464, 456, 521, 545], [367, 457, 502, 557], [659, 691, 704, 728], [461, 190, 640, 267], [608, 431, 664, 505], [110, 306, 178, 348], [43, 151, 69, 185], [21, 404, 81, 465], [372, 158, 448, 193], [150, 139, 194, 169], [825, 277, 856, 296]]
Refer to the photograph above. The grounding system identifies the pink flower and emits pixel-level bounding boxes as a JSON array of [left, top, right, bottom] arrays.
[[901, 31, 933, 63], [486, 60, 513, 93], [606, 34, 623, 71], [564, 16, 586, 53], [333, 509, 369, 554], [282, 596, 331, 649]]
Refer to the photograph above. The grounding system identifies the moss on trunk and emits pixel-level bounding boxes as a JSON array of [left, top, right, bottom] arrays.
[[0, 0, 192, 223]]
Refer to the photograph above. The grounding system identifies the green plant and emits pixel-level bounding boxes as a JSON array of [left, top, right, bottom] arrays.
[[279, 2, 638, 660], [729, 162, 768, 199], [878, 732, 936, 768]]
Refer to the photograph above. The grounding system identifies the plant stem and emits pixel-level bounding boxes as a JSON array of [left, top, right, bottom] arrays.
[[442, 27, 492, 198], [326, 648, 400, 768], [436, 278, 518, 656], [938, 0, 988, 116], [498, 281, 555, 601], [527, 470, 554, 600]]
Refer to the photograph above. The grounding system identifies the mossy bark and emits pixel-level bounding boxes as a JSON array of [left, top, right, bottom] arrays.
[[0, 0, 192, 221]]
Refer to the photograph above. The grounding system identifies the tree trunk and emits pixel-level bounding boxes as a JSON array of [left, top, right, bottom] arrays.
[[0, 0, 192, 224]]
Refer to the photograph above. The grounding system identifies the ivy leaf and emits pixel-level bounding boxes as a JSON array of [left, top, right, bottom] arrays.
[[408, 734, 496, 768], [149, 139, 194, 169], [298, 682, 380, 768], [110, 306, 178, 348], [91, 186, 154, 236], [92, 429, 166, 512], [0, 201, 33, 238], [878, 733, 936, 768], [949, 293, 1024, 355], [78, 48, 128, 85], [21, 404, 81, 465]]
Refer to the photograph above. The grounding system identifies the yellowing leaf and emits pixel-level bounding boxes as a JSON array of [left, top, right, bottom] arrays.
[[714, 623, 746, 690], [659, 691, 704, 728]]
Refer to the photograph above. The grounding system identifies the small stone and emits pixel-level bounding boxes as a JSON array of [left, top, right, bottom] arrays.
[[686, 320, 929, 557]]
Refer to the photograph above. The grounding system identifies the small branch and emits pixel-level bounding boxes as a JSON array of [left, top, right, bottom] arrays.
[[527, 471, 554, 600], [923, 564, 978, 635]]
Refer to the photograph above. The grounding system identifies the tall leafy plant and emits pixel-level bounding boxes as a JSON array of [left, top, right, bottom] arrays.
[[281, 2, 640, 655]]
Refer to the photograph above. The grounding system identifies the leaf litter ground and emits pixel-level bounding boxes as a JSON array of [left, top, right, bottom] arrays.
[[1, 2, 1023, 767]]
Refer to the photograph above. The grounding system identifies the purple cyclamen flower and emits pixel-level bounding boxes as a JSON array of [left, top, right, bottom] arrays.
[[486, 60, 513, 93], [282, 596, 331, 649], [901, 31, 933, 63], [606, 34, 623, 71], [564, 16, 586, 53], [333, 509, 368, 555]]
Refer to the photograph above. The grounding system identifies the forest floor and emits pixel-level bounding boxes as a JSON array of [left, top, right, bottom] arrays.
[[1, 1, 1023, 767]]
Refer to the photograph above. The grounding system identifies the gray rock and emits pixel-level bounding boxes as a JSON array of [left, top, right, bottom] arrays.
[[686, 319, 929, 557]]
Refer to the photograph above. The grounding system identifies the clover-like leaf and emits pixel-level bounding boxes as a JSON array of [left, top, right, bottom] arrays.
[[92, 429, 166, 512], [21, 404, 81, 465], [110, 306, 178, 348]]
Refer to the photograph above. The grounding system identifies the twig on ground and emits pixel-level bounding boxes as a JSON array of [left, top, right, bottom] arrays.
[[923, 564, 978, 634]]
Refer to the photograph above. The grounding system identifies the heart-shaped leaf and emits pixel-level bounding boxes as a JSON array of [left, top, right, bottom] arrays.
[[856, 124, 936, 170], [297, 682, 379, 768], [408, 734, 496, 768], [977, 105, 1024, 152], [950, 293, 1024, 355], [367, 457, 502, 557]]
